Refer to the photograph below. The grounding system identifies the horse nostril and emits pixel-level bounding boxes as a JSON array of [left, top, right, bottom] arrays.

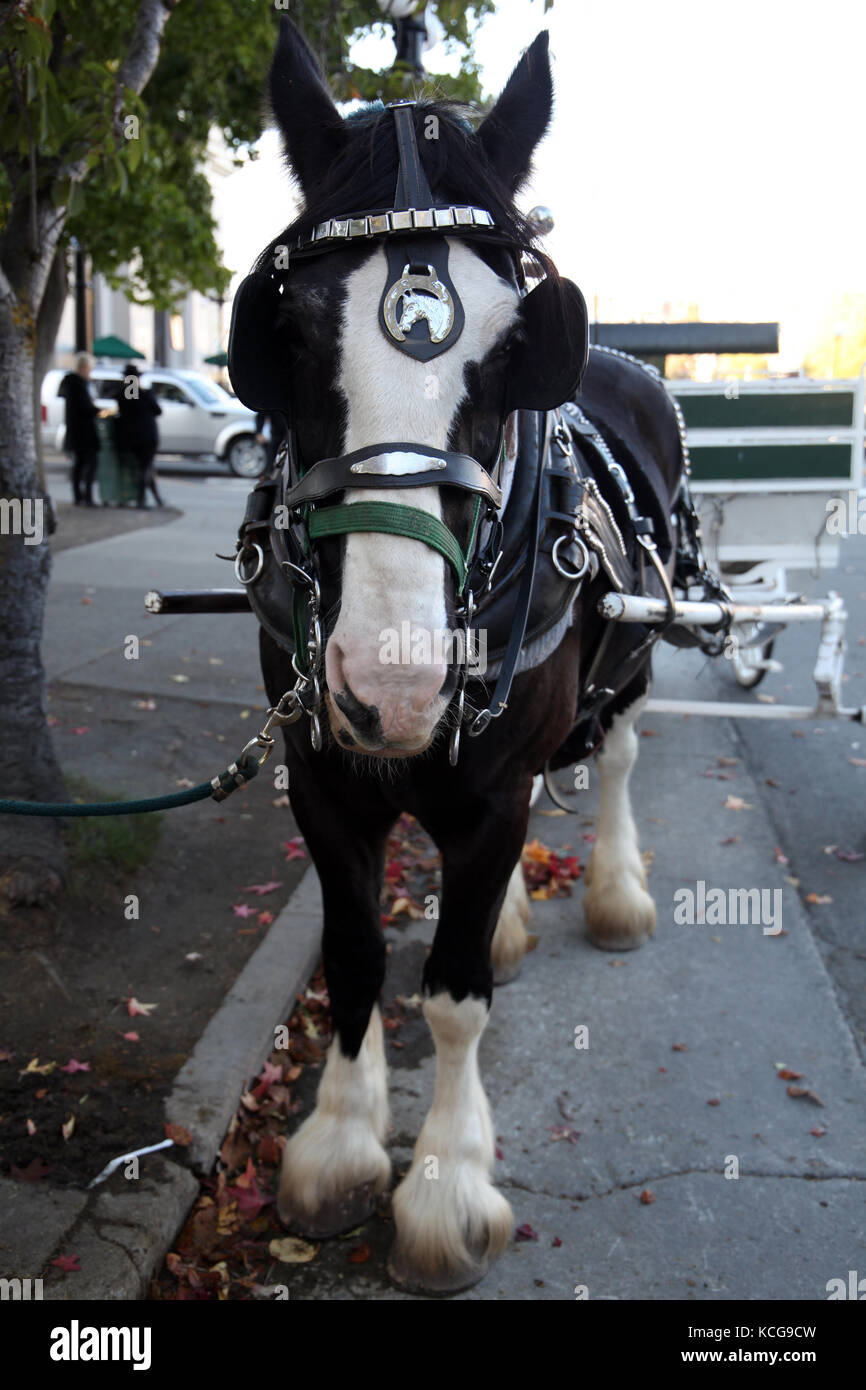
[[334, 684, 384, 744]]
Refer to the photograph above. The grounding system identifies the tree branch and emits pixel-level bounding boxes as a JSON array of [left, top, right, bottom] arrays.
[[116, 0, 178, 97]]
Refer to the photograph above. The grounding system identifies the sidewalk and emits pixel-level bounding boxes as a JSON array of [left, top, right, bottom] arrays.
[[4, 478, 864, 1300]]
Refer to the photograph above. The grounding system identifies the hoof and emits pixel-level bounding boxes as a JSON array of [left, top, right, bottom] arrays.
[[388, 1241, 490, 1296], [584, 879, 656, 952], [277, 1181, 381, 1239], [492, 957, 523, 986]]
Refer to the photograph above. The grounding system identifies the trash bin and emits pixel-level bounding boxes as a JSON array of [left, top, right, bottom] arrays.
[[96, 416, 138, 506]]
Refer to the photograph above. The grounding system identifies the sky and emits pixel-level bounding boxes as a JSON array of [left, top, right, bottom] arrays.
[[212, 0, 866, 370]]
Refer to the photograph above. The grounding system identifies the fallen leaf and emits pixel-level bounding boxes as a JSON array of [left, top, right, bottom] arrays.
[[787, 1085, 824, 1106], [124, 997, 157, 1018], [773, 847, 789, 866], [551, 1237, 563, 1248], [848, 757, 866, 767], [10, 1157, 53, 1181], [724, 795, 753, 811], [268, 1236, 318, 1264], [805, 893, 833, 905], [51, 1254, 80, 1272], [721, 835, 741, 845], [165, 1123, 192, 1147], [283, 837, 307, 861], [239, 881, 282, 896], [707, 1098, 720, 1107], [61, 1115, 75, 1142], [232, 902, 257, 919], [19, 1057, 56, 1078], [717, 756, 739, 767], [809, 1126, 828, 1137], [639, 1190, 656, 1205], [835, 848, 864, 863], [347, 1243, 371, 1264], [122, 1032, 140, 1042], [26, 1118, 37, 1135], [777, 1068, 803, 1081], [671, 1043, 688, 1052], [257, 911, 275, 926], [59, 1059, 90, 1074], [514, 1223, 538, 1242], [170, 674, 190, 683]]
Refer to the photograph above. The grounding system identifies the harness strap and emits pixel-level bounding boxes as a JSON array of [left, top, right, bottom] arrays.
[[468, 411, 549, 735], [390, 101, 434, 211], [283, 444, 501, 509], [308, 500, 474, 593]]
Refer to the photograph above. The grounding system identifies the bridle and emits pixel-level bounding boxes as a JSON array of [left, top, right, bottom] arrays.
[[228, 100, 587, 764]]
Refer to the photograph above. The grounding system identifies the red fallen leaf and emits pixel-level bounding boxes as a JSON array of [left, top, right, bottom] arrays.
[[658, 1066, 667, 1073], [777, 1068, 803, 1081], [122, 1032, 139, 1042], [347, 1243, 371, 1264], [810, 1126, 828, 1137], [164, 1123, 192, 1147], [495, 1145, 504, 1161], [835, 849, 864, 863], [257, 910, 275, 927], [805, 893, 833, 905], [707, 1098, 721, 1107], [773, 846, 789, 865], [258, 1134, 282, 1166], [548, 1125, 580, 1144], [721, 835, 741, 845], [35, 1087, 47, 1099], [59, 1058, 90, 1074], [581, 832, 596, 843], [283, 837, 307, 861], [124, 997, 157, 1018], [232, 902, 257, 919], [251, 1060, 283, 1099], [671, 1043, 688, 1052], [390, 1039, 405, 1049], [639, 1190, 656, 1205], [51, 1254, 80, 1272], [641, 729, 660, 737], [848, 757, 866, 767], [515, 1223, 538, 1242], [239, 881, 282, 896], [787, 1085, 824, 1107], [10, 1156, 53, 1181], [551, 1237, 563, 1248], [765, 778, 782, 789]]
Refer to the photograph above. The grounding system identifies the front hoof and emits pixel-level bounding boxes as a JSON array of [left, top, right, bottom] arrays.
[[584, 879, 657, 952], [277, 1180, 381, 1239], [492, 957, 523, 986], [388, 1241, 489, 1296]]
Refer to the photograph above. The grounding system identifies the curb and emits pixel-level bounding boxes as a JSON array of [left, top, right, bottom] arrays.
[[2, 866, 323, 1300]]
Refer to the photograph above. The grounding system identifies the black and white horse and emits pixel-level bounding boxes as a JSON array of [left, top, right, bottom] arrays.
[[232, 19, 684, 1294]]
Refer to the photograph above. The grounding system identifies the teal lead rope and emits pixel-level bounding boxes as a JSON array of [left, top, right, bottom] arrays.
[[0, 751, 262, 818]]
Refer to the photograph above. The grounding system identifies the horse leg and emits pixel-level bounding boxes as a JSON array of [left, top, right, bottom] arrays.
[[389, 797, 526, 1293], [583, 678, 657, 951], [277, 778, 396, 1237], [490, 859, 531, 984]]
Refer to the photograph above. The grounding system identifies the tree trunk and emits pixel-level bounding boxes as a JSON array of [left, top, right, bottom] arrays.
[[0, 295, 65, 910]]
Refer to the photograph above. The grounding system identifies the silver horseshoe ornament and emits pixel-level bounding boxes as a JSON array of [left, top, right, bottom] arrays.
[[383, 264, 455, 345]]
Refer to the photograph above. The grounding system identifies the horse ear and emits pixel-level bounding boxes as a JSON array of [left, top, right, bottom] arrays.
[[505, 275, 589, 413], [477, 32, 553, 194], [269, 16, 345, 195]]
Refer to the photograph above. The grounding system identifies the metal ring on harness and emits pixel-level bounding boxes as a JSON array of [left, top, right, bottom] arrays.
[[551, 533, 590, 583], [234, 543, 264, 586]]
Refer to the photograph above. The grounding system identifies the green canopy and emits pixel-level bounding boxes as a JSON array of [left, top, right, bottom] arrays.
[[204, 350, 228, 366], [92, 335, 145, 360]]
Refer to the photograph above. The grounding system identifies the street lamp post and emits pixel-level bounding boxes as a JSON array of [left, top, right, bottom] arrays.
[[378, 1, 442, 77]]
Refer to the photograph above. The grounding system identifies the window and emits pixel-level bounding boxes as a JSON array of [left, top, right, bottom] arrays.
[[181, 376, 222, 406], [150, 381, 191, 405]]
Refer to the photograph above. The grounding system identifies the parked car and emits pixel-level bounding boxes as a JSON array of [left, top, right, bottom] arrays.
[[41, 366, 267, 477]]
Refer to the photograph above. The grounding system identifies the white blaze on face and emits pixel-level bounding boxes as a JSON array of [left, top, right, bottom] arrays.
[[325, 240, 519, 752]]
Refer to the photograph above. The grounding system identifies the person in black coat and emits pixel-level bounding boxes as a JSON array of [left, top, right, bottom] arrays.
[[112, 364, 163, 508], [59, 355, 99, 506], [254, 410, 288, 472]]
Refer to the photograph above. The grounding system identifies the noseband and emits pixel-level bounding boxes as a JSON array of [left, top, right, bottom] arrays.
[[228, 100, 587, 762]]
